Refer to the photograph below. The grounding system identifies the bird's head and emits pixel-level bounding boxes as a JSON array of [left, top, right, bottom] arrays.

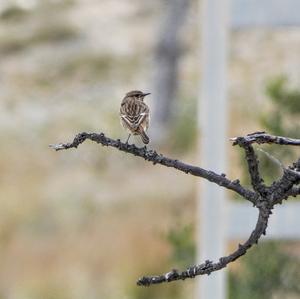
[[125, 90, 151, 101]]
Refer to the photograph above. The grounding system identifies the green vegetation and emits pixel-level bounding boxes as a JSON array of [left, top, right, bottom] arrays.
[[238, 75, 300, 186], [258, 76, 300, 183], [0, 24, 78, 55], [30, 24, 78, 43], [129, 224, 195, 299], [57, 54, 140, 78], [0, 5, 28, 21], [151, 76, 300, 299], [167, 224, 196, 268], [231, 76, 300, 298], [229, 241, 300, 299]]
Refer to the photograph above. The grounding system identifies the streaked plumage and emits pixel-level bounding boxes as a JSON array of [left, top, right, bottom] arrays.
[[120, 90, 150, 144]]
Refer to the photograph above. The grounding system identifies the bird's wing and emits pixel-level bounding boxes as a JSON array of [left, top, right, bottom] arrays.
[[120, 101, 149, 130]]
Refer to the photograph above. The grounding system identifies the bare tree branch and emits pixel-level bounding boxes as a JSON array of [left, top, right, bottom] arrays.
[[50, 132, 257, 204], [287, 186, 300, 197], [230, 131, 300, 146], [271, 166, 300, 204], [231, 133, 300, 203], [137, 202, 270, 286], [50, 131, 300, 286], [233, 137, 267, 196]]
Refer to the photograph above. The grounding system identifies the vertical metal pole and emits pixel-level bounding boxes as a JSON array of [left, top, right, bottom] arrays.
[[197, 0, 230, 298]]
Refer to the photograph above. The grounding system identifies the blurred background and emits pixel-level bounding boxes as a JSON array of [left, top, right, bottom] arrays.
[[0, 0, 299, 298]]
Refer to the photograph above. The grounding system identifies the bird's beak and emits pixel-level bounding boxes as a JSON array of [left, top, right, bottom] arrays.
[[143, 92, 151, 96]]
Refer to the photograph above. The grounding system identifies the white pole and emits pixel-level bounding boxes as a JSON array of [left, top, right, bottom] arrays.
[[197, 0, 230, 298]]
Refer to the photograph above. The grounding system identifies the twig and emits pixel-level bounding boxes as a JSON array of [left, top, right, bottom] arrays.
[[233, 139, 267, 196], [287, 186, 300, 197], [231, 134, 300, 204], [230, 131, 300, 146], [271, 168, 300, 204]]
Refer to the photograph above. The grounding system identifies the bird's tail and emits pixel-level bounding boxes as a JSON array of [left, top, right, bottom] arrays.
[[140, 131, 149, 144]]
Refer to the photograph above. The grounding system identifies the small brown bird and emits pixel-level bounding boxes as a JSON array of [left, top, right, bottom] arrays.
[[120, 90, 151, 144]]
